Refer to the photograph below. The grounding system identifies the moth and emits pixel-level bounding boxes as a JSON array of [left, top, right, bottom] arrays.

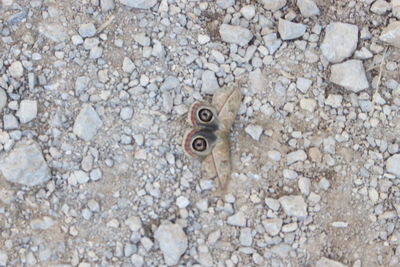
[[183, 85, 242, 192]]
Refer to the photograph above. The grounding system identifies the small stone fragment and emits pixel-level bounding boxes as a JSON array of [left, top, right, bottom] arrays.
[[0, 140, 50, 186], [279, 195, 308, 219], [259, 0, 287, 11], [79, 23, 96, 38], [101, 0, 115, 11], [120, 0, 157, 9], [125, 216, 142, 232], [120, 107, 134, 120], [73, 104, 103, 141], [371, 0, 391, 15], [296, 77, 312, 93], [240, 5, 256, 20], [320, 22, 359, 63], [16, 100, 37, 123], [262, 218, 282, 236], [330, 60, 369, 92], [0, 89, 6, 112], [8, 61, 24, 78], [286, 150, 307, 165], [154, 223, 188, 266], [201, 70, 220, 95], [217, 0, 235, 9], [299, 98, 316, 112], [227, 211, 246, 227], [122, 57, 135, 73], [245, 124, 263, 141], [379, 21, 400, 48], [3, 114, 19, 130], [316, 257, 347, 267], [297, 0, 320, 17], [386, 154, 400, 178], [278, 19, 307, 41], [219, 24, 254, 46], [160, 76, 180, 91], [30, 216, 55, 230]]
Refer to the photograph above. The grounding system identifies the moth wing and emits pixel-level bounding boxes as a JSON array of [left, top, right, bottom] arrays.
[[210, 138, 232, 191], [201, 153, 218, 180], [182, 128, 217, 158], [212, 87, 242, 130], [187, 102, 219, 129]]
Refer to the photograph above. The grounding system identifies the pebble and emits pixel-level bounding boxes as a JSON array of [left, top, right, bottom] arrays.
[[134, 32, 151, 46], [393, 0, 400, 19], [3, 114, 19, 130], [300, 98, 317, 112], [319, 178, 330, 190], [298, 177, 311, 195], [73, 104, 103, 141], [176, 196, 190, 208], [386, 154, 400, 178], [297, 0, 320, 17], [320, 22, 359, 63], [296, 77, 312, 93], [260, 0, 287, 11], [0, 140, 50, 186], [8, 61, 24, 78], [30, 216, 55, 230], [278, 19, 307, 41], [217, 0, 235, 9], [160, 76, 180, 91], [279, 195, 308, 219], [201, 70, 220, 94], [325, 94, 343, 108], [131, 254, 144, 267], [0, 250, 7, 266], [16, 100, 37, 123], [219, 24, 254, 46], [239, 228, 253, 246], [316, 257, 347, 267], [379, 21, 400, 48], [227, 211, 246, 227], [370, 0, 391, 15], [90, 168, 102, 181], [329, 60, 369, 93], [120, 0, 157, 9], [286, 150, 307, 165], [122, 57, 135, 73], [100, 0, 115, 11], [267, 150, 281, 161], [249, 68, 266, 94], [263, 33, 282, 55], [79, 23, 96, 38], [38, 23, 68, 42], [120, 107, 134, 120], [198, 34, 210, 45], [262, 218, 282, 236], [154, 223, 188, 266], [265, 197, 280, 211], [240, 5, 256, 20], [245, 124, 263, 141]]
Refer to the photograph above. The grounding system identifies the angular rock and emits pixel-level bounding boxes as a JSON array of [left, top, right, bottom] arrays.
[[30, 216, 55, 230], [240, 5, 256, 20], [8, 61, 24, 78], [160, 76, 180, 91], [201, 70, 220, 95], [259, 0, 287, 11], [287, 150, 307, 165], [278, 19, 307, 41], [386, 154, 400, 178], [217, 0, 235, 9], [120, 0, 157, 9], [0, 140, 50, 186], [262, 218, 282, 236], [370, 0, 391, 15], [122, 57, 135, 73], [16, 100, 37, 123], [3, 114, 19, 130], [393, 0, 400, 19], [245, 124, 263, 141], [330, 60, 369, 93], [296, 77, 312, 93], [133, 32, 151, 46], [219, 24, 253, 46], [379, 21, 400, 48], [279, 195, 308, 219], [0, 88, 6, 112], [263, 33, 282, 55], [249, 68, 266, 93], [316, 257, 347, 267], [38, 23, 68, 42], [79, 23, 96, 38], [73, 104, 103, 141], [100, 0, 115, 11], [154, 223, 188, 266], [320, 22, 359, 63], [297, 0, 320, 17], [227, 211, 246, 227], [75, 76, 90, 96]]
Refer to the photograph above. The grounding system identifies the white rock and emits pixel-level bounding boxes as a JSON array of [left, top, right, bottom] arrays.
[[160, 76, 180, 91], [120, 107, 134, 120], [371, 0, 391, 15], [70, 170, 89, 185], [0, 250, 7, 266], [278, 19, 307, 41], [73, 104, 103, 141], [72, 35, 84, 45], [227, 211, 246, 226], [176, 196, 190, 208], [0, 140, 50, 186], [386, 154, 400, 178], [154, 223, 188, 266], [119, 0, 157, 9], [122, 57, 135, 73], [263, 33, 282, 55], [201, 70, 220, 94], [265, 197, 280, 211], [79, 23, 96, 38], [90, 168, 102, 181], [316, 257, 347, 267], [297, 0, 320, 17], [133, 32, 151, 46], [16, 100, 37, 123], [240, 5, 256, 20], [125, 216, 142, 232], [286, 150, 307, 165], [299, 98, 316, 112], [267, 150, 281, 161], [354, 47, 373, 59], [198, 34, 210, 45], [30, 216, 55, 230], [245, 124, 263, 141], [330, 60, 369, 93], [393, 0, 400, 19], [239, 228, 253, 246], [0, 89, 6, 112], [368, 188, 379, 203], [131, 254, 144, 267], [262, 218, 282, 236], [298, 177, 311, 195], [100, 0, 115, 11], [296, 77, 312, 93], [279, 195, 308, 219], [379, 21, 400, 48], [38, 23, 68, 42], [283, 169, 298, 180], [8, 61, 24, 78], [3, 114, 18, 130], [259, 0, 287, 11], [320, 22, 359, 63], [219, 24, 253, 46], [325, 94, 343, 108], [323, 136, 336, 154], [249, 68, 266, 94], [217, 0, 235, 9], [319, 178, 330, 190], [75, 76, 90, 96]]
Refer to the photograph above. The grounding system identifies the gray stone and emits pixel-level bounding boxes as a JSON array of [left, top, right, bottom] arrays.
[[393, 0, 400, 19], [90, 46, 103, 59], [154, 223, 188, 266], [286, 150, 307, 165], [122, 57, 135, 73], [70, 170, 90, 185], [3, 114, 19, 130], [330, 60, 369, 93], [219, 24, 253, 46], [278, 19, 307, 41], [217, 0, 235, 9], [296, 77, 312, 93], [16, 100, 37, 123], [297, 0, 320, 17], [259, 0, 287, 11], [120, 107, 134, 120], [133, 32, 151, 46], [90, 168, 102, 181], [0, 140, 50, 186], [201, 70, 220, 95], [325, 94, 343, 108], [386, 154, 400, 178], [227, 211, 246, 226], [298, 177, 311, 195], [239, 228, 253, 246], [245, 124, 263, 141], [7, 10, 28, 25], [75, 76, 90, 96], [0, 89, 7, 112], [0, 250, 7, 266], [131, 254, 144, 267], [125, 216, 142, 232], [79, 23, 96, 38], [120, 0, 157, 9], [370, 0, 391, 15], [73, 104, 103, 141], [249, 68, 266, 93], [100, 0, 115, 11], [262, 218, 282, 236], [160, 76, 180, 91], [240, 5, 256, 20], [279, 195, 308, 219], [379, 21, 400, 48], [263, 33, 282, 55], [316, 257, 347, 267], [8, 61, 24, 78], [38, 23, 68, 42], [30, 216, 55, 230], [320, 22, 359, 63]]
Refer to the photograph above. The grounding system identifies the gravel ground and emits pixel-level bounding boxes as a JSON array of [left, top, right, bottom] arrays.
[[1, 0, 400, 266]]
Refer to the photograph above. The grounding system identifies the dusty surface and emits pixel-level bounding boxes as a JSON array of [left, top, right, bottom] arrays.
[[1, 0, 400, 266]]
